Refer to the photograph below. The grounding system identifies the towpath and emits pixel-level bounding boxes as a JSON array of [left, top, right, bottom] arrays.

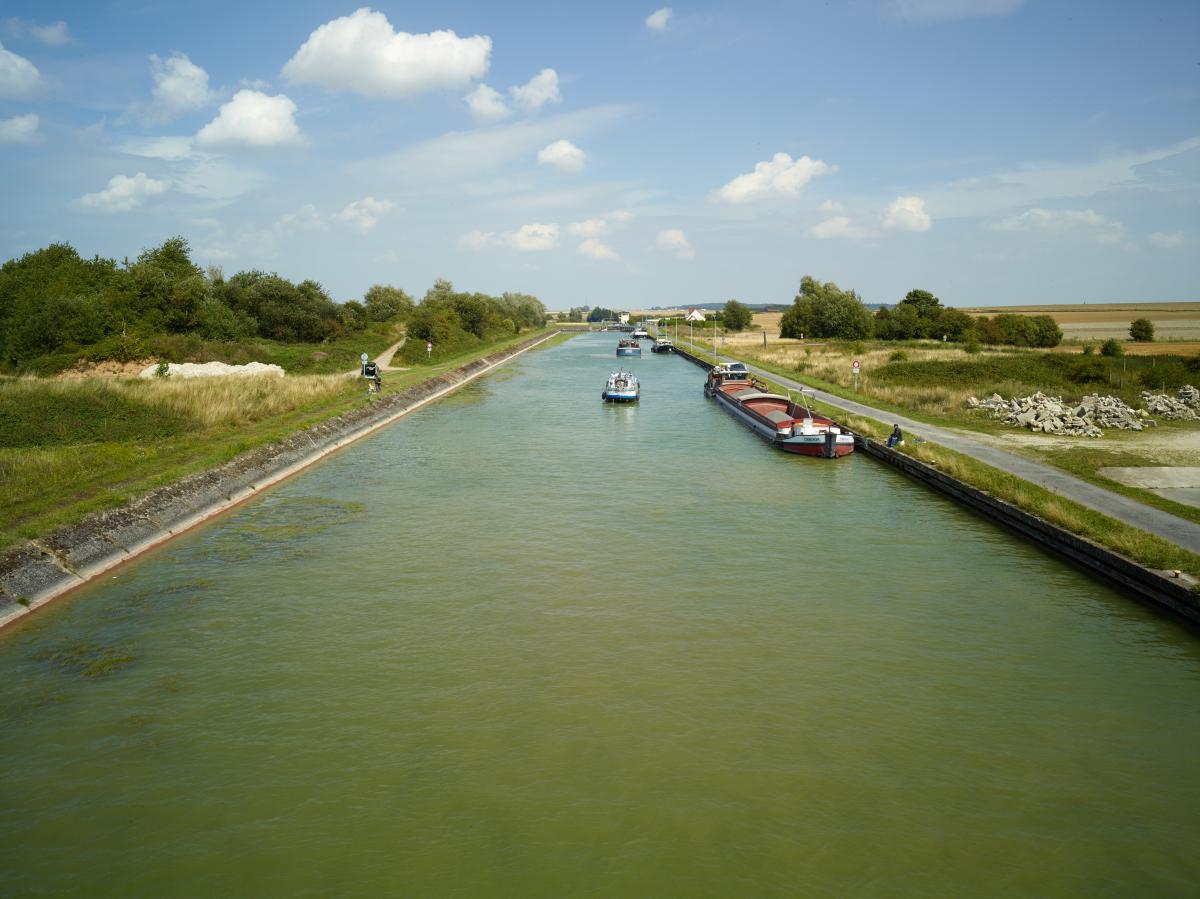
[[732, 358, 1200, 554]]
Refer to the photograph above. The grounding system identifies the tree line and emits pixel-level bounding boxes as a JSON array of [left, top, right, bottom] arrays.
[[0, 238, 546, 370], [778, 276, 1063, 347]]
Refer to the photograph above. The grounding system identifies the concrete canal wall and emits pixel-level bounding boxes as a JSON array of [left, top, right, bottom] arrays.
[[672, 344, 1200, 625], [0, 331, 560, 631]]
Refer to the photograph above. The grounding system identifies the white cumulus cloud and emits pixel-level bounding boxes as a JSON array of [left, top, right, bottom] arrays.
[[713, 152, 834, 203], [1148, 231, 1184, 250], [808, 216, 868, 240], [459, 229, 497, 250], [995, 207, 1122, 244], [504, 222, 559, 251], [883, 195, 933, 232], [656, 229, 694, 258], [538, 139, 587, 172], [79, 172, 170, 212], [645, 8, 674, 30], [335, 196, 393, 232], [4, 18, 72, 46], [578, 238, 619, 261], [0, 112, 38, 144], [146, 52, 215, 122], [465, 83, 510, 121], [195, 90, 301, 149], [0, 40, 39, 99], [568, 218, 609, 238], [510, 68, 561, 113], [281, 8, 491, 98]]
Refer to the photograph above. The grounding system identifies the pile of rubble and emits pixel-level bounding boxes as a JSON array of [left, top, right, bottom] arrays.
[[1140, 387, 1199, 421], [966, 391, 1152, 437]]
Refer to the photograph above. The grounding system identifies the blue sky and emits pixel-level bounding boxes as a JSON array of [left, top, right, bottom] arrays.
[[1, 0, 1196, 310]]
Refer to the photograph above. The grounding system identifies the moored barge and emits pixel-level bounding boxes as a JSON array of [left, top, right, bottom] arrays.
[[704, 362, 854, 457]]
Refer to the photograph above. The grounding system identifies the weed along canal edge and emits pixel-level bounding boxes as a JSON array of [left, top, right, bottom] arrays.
[[673, 343, 1200, 625], [0, 331, 561, 631]]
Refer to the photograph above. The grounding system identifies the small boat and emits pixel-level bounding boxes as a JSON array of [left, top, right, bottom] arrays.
[[704, 362, 854, 457], [631, 326, 649, 340], [651, 336, 674, 354], [602, 371, 639, 402], [616, 338, 641, 357]]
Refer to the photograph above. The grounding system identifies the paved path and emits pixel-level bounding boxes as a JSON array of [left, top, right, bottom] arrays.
[[725, 356, 1200, 553]]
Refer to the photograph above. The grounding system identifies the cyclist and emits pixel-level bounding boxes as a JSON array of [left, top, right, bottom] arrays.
[[362, 358, 382, 392]]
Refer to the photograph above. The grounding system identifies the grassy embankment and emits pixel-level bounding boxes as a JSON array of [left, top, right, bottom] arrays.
[[678, 341, 1200, 579], [0, 326, 559, 551], [697, 328, 1200, 525]]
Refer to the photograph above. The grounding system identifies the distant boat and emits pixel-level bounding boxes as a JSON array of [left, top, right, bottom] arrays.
[[651, 336, 674, 354], [616, 339, 641, 357], [602, 370, 640, 402], [704, 362, 854, 457], [631, 326, 649, 340]]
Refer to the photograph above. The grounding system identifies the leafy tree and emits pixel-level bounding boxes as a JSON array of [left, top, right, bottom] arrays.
[[1129, 318, 1155, 342], [896, 288, 941, 337], [587, 307, 617, 323], [779, 276, 873, 340], [935, 307, 976, 342], [363, 284, 414, 322], [722, 299, 753, 331], [1100, 338, 1124, 357]]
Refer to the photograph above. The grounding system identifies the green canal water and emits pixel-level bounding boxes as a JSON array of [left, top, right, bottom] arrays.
[[1, 333, 1198, 896]]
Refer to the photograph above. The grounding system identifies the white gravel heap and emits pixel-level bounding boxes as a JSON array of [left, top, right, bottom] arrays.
[[1140, 389, 1199, 421], [138, 360, 285, 379], [1178, 384, 1199, 408], [966, 391, 1155, 437]]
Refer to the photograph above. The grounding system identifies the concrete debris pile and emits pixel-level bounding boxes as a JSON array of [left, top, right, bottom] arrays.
[[1140, 389, 1199, 421], [138, 361, 285, 379], [1178, 384, 1199, 408], [966, 391, 1155, 437]]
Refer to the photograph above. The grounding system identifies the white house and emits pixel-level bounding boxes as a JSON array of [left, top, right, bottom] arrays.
[[685, 308, 706, 322]]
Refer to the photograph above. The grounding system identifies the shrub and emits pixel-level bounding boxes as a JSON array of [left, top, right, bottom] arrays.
[[1081, 343, 1094, 355], [888, 350, 908, 362], [964, 338, 982, 355], [1129, 318, 1155, 341], [1100, 339, 1124, 357]]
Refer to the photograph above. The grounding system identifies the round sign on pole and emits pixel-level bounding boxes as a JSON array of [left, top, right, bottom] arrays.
[[360, 352, 368, 364], [852, 359, 861, 371]]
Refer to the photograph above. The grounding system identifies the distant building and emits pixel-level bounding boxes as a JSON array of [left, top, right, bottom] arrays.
[[685, 308, 706, 322], [618, 312, 630, 324]]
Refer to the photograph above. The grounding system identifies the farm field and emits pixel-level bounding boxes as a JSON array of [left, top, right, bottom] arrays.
[[740, 304, 1200, 346], [962, 301, 1200, 342]]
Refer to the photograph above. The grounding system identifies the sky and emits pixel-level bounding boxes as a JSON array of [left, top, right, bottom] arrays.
[[0, 0, 1197, 311]]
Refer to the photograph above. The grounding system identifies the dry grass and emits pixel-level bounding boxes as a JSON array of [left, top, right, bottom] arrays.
[[120, 375, 349, 428], [5, 373, 350, 430]]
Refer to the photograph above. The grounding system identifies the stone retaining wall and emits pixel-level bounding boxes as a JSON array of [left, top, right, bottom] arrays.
[[0, 331, 559, 630], [857, 438, 1200, 625]]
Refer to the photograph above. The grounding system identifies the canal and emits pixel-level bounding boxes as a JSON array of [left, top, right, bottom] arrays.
[[1, 332, 1197, 896]]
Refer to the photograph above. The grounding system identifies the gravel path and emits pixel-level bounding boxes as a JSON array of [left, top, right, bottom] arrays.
[[739, 361, 1200, 554]]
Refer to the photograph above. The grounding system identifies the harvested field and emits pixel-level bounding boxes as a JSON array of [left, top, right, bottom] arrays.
[[962, 302, 1200, 342]]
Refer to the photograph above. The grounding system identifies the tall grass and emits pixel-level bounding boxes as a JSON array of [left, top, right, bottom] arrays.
[[122, 375, 350, 428]]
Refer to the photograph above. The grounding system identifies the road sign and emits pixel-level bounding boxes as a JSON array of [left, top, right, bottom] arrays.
[[360, 352, 368, 363], [852, 360, 861, 371], [426, 341, 432, 357]]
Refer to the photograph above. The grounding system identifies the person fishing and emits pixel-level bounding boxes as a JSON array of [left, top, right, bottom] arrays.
[[887, 424, 903, 448]]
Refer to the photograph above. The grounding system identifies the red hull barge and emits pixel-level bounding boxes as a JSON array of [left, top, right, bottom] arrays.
[[704, 362, 854, 458]]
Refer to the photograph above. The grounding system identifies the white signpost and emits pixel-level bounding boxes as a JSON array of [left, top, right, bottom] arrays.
[[426, 341, 433, 358], [852, 359, 861, 390]]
